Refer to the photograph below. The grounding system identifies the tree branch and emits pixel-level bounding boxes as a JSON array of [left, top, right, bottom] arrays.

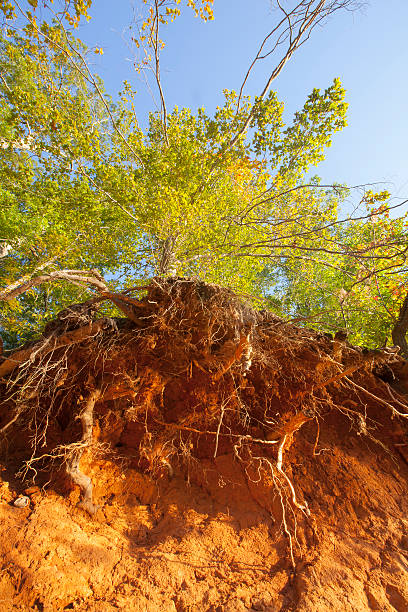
[[230, 0, 362, 150], [0, 269, 108, 302], [152, 0, 169, 145]]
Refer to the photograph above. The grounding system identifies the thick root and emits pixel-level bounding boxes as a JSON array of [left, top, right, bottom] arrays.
[[66, 387, 101, 515]]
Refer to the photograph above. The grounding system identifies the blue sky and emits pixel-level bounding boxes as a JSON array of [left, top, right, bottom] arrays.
[[77, 1, 408, 203]]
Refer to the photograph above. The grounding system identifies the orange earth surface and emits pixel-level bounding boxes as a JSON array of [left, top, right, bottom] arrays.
[[1, 278, 408, 611]]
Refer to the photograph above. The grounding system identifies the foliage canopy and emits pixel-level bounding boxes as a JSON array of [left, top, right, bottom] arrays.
[[0, 0, 407, 351]]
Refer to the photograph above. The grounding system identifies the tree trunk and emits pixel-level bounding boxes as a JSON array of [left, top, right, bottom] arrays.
[[392, 291, 408, 359], [158, 235, 178, 275]]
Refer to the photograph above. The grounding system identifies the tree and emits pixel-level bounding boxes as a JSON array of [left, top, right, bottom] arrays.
[[3, 0, 407, 353], [0, 28, 136, 344], [276, 194, 408, 346], [0, 23, 350, 343]]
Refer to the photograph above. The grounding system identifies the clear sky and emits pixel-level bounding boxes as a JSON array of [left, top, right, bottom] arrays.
[[76, 0, 408, 204]]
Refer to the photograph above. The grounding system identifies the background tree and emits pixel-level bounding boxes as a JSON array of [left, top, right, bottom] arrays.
[[276, 194, 408, 345]]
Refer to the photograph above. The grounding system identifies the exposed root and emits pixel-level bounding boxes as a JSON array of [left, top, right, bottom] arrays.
[[0, 320, 105, 379], [212, 331, 253, 381], [238, 449, 301, 569], [139, 431, 176, 478], [1, 276, 407, 560], [344, 376, 408, 419], [66, 386, 102, 515], [277, 432, 310, 517]]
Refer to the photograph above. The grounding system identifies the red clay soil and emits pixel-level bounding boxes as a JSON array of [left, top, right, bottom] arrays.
[[1, 278, 408, 611]]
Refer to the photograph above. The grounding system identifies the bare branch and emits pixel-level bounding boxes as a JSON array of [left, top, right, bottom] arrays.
[[230, 0, 362, 149], [152, 0, 169, 145]]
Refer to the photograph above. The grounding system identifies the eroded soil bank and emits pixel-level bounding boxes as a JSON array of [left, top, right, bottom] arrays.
[[1, 278, 408, 611]]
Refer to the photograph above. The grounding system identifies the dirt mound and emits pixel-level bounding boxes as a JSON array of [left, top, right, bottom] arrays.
[[1, 277, 408, 611]]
